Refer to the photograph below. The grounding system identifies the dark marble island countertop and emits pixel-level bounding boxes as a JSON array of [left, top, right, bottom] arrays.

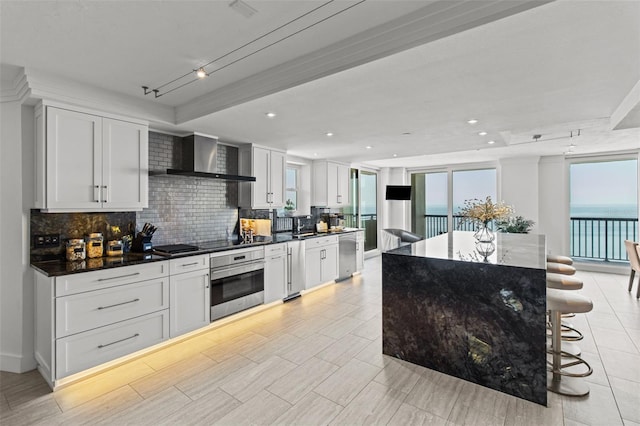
[[388, 231, 546, 270], [382, 230, 548, 406]]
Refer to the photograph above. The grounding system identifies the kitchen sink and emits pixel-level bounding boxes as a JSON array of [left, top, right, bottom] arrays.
[[293, 232, 316, 239]]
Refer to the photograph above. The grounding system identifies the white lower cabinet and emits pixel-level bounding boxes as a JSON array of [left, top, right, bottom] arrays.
[[356, 230, 365, 272], [264, 244, 287, 303], [169, 263, 210, 337], [305, 236, 339, 289], [35, 262, 170, 388], [56, 310, 169, 378]]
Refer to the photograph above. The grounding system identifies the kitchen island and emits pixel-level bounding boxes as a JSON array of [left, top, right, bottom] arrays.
[[382, 231, 547, 406]]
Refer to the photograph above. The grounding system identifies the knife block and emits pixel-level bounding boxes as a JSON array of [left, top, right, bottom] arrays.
[[131, 233, 153, 253]]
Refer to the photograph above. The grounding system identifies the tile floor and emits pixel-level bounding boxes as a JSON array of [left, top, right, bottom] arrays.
[[1, 256, 639, 425]]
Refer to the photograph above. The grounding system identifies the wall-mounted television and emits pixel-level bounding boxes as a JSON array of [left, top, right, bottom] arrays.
[[385, 185, 412, 200]]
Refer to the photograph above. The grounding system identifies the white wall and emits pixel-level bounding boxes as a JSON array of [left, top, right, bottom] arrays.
[[499, 157, 540, 231], [378, 167, 408, 230], [0, 100, 36, 372], [538, 156, 570, 256]]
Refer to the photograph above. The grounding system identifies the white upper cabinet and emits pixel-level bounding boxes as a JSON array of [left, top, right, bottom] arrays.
[[35, 103, 148, 212], [239, 145, 286, 209], [312, 160, 350, 208]]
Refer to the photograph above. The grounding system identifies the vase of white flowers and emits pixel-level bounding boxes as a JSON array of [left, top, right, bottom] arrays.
[[459, 196, 513, 242]]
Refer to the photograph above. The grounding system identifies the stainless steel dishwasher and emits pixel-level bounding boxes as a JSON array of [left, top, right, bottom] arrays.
[[338, 233, 357, 280]]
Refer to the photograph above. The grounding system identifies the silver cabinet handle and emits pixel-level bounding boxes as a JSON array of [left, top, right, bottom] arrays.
[[181, 262, 199, 267], [102, 185, 108, 202], [205, 274, 209, 289], [97, 298, 140, 310], [287, 249, 292, 288], [97, 272, 140, 282], [337, 194, 342, 204], [98, 333, 139, 349], [94, 185, 101, 203]]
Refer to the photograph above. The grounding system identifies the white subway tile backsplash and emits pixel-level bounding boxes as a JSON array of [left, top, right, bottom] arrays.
[[137, 132, 239, 245]]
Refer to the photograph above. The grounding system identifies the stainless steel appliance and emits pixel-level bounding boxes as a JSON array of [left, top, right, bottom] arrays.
[[285, 241, 305, 300], [210, 246, 265, 321], [338, 233, 357, 280]]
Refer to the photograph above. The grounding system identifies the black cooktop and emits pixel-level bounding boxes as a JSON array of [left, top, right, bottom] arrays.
[[153, 244, 200, 254]]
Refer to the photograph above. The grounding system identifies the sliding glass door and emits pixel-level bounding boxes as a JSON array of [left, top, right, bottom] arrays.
[[348, 169, 378, 251], [412, 167, 496, 238]]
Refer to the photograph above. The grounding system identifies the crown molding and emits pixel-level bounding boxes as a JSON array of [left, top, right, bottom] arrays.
[[23, 68, 175, 125], [176, 0, 552, 124], [0, 70, 30, 103]]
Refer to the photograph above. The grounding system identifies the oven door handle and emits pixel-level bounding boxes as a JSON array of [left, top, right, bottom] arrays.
[[210, 261, 264, 281]]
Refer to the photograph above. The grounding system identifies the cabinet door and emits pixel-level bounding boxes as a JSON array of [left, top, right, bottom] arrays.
[[46, 107, 102, 209], [321, 244, 339, 282], [102, 118, 148, 210], [288, 241, 305, 295], [269, 150, 286, 208], [326, 162, 339, 207], [169, 269, 210, 337], [252, 147, 271, 208], [264, 254, 287, 303], [356, 240, 365, 272], [336, 164, 350, 206], [305, 247, 323, 289]]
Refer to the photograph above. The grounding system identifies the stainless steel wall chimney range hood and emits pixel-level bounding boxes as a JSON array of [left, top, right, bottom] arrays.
[[166, 134, 256, 182]]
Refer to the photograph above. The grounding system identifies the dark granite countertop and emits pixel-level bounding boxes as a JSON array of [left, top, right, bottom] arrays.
[[31, 228, 363, 277], [387, 231, 546, 270]]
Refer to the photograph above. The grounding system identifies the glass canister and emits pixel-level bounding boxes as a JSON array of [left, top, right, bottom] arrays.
[[106, 240, 123, 257], [66, 239, 86, 261], [86, 233, 104, 258]]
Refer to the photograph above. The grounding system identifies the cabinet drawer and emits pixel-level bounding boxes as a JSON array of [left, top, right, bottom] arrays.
[[56, 261, 169, 296], [169, 254, 209, 275], [55, 310, 169, 378], [265, 243, 286, 257], [56, 278, 169, 338], [305, 235, 338, 249]]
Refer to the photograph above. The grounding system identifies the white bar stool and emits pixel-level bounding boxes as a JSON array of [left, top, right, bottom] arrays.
[[547, 262, 576, 275], [546, 273, 584, 356], [547, 288, 593, 396], [547, 254, 574, 265]]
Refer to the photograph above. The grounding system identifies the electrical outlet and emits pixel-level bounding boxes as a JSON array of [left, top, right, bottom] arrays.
[[34, 234, 61, 248]]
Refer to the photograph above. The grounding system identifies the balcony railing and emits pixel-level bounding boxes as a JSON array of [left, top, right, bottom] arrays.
[[570, 217, 638, 262], [344, 213, 377, 251], [424, 214, 493, 238], [424, 214, 638, 262]]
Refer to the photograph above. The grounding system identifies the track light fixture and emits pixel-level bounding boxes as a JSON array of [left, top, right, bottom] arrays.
[[195, 68, 208, 79], [141, 0, 365, 98]]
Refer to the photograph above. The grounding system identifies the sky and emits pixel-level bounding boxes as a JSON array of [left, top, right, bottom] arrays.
[[570, 159, 637, 206], [425, 169, 497, 213]]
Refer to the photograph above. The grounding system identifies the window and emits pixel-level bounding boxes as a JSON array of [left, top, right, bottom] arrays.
[[411, 167, 497, 237], [569, 158, 638, 261], [284, 166, 298, 212]]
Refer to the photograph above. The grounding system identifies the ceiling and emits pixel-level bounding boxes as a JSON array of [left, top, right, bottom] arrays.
[[1, 0, 639, 168]]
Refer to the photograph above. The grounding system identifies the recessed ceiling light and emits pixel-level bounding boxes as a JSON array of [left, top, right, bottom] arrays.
[[393, 154, 398, 157], [467, 119, 479, 125], [265, 112, 276, 118], [366, 145, 372, 149], [478, 131, 487, 136], [195, 67, 208, 79], [313, 153, 318, 156], [487, 140, 495, 145], [326, 132, 334, 137], [569, 144, 576, 149]]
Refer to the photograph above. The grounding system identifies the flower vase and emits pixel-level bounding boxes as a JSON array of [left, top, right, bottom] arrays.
[[474, 222, 495, 243]]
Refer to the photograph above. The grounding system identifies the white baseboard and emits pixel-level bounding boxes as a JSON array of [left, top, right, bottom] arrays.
[[575, 260, 629, 276], [0, 351, 37, 373]]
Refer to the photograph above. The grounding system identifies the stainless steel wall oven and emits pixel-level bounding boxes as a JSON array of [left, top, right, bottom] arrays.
[[210, 246, 264, 321]]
